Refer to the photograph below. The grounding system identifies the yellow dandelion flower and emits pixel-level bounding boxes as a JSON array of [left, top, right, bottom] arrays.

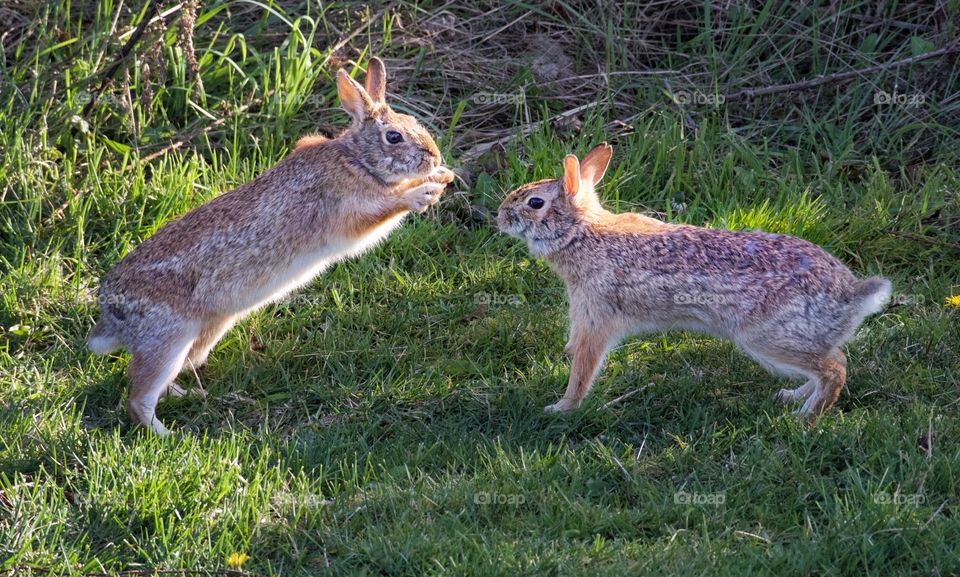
[[946, 295, 960, 309], [226, 552, 250, 570]]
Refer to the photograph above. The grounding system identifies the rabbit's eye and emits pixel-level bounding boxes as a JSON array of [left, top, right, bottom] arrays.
[[384, 130, 404, 144], [527, 197, 545, 209]]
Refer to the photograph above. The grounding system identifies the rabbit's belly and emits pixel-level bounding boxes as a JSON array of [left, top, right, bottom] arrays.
[[255, 250, 339, 305], [627, 317, 721, 337], [341, 213, 408, 258], [239, 213, 407, 311]]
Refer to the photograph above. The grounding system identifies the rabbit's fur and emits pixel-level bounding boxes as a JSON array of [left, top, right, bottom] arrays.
[[88, 58, 454, 434], [496, 144, 891, 417]]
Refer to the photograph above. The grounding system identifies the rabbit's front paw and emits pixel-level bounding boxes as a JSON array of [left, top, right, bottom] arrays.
[[426, 166, 456, 185], [402, 182, 446, 213], [544, 398, 581, 413]]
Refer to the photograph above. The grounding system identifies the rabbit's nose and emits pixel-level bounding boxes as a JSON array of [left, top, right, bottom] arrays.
[[495, 209, 509, 230]]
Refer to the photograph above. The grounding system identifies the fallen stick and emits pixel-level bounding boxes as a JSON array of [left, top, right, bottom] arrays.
[[725, 41, 960, 102], [82, 0, 167, 118], [602, 383, 654, 409], [138, 96, 265, 165], [459, 101, 599, 165]]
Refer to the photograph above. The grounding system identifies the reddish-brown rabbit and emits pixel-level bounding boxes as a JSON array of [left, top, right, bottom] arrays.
[[496, 143, 890, 418], [89, 58, 455, 434]]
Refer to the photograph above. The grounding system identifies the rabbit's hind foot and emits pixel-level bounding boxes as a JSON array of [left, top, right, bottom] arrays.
[[776, 379, 817, 405], [127, 327, 200, 435], [794, 350, 847, 418]]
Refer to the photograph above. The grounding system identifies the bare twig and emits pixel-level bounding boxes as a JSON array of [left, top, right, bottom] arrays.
[[602, 383, 654, 409], [609, 452, 633, 482], [117, 3, 185, 42], [726, 41, 960, 101], [138, 96, 266, 165], [459, 101, 599, 165], [138, 117, 226, 164], [922, 500, 949, 529], [735, 531, 772, 543], [893, 232, 960, 252], [847, 14, 935, 33], [82, 0, 165, 117], [318, 8, 386, 71]]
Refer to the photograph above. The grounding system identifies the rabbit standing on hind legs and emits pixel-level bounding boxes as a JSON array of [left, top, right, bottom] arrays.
[[496, 143, 891, 419], [88, 58, 455, 435]]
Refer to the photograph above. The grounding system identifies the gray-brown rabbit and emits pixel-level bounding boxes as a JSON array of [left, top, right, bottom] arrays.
[[88, 58, 455, 434], [496, 143, 891, 418]]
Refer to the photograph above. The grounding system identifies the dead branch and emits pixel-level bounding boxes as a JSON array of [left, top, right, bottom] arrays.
[[725, 41, 960, 101]]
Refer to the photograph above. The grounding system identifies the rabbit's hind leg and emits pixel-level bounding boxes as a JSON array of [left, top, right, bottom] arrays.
[[185, 315, 237, 371], [795, 349, 846, 417], [161, 316, 238, 400], [737, 340, 822, 409], [168, 316, 237, 399], [776, 379, 817, 405], [740, 338, 847, 418], [127, 323, 201, 435]]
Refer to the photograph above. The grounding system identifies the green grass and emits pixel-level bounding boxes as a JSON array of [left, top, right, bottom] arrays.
[[2, 1, 960, 575]]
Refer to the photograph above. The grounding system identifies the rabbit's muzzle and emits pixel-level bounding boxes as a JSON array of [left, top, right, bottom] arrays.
[[416, 138, 443, 174], [418, 153, 440, 173], [495, 208, 525, 237]]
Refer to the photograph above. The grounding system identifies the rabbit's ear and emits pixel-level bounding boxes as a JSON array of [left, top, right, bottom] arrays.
[[563, 155, 581, 196], [580, 143, 612, 186], [365, 57, 386, 104], [337, 69, 375, 123]]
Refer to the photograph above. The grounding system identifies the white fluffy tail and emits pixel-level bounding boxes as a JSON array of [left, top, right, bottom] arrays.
[[857, 276, 893, 317], [88, 322, 121, 354]]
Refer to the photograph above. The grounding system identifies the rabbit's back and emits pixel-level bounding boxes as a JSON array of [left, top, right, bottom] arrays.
[[602, 226, 849, 277], [560, 226, 862, 337]]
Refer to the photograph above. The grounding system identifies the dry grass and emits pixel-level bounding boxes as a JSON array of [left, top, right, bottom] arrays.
[[6, 1, 959, 169]]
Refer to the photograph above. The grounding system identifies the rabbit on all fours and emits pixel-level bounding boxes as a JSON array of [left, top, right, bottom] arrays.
[[88, 58, 455, 435], [496, 143, 891, 418]]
